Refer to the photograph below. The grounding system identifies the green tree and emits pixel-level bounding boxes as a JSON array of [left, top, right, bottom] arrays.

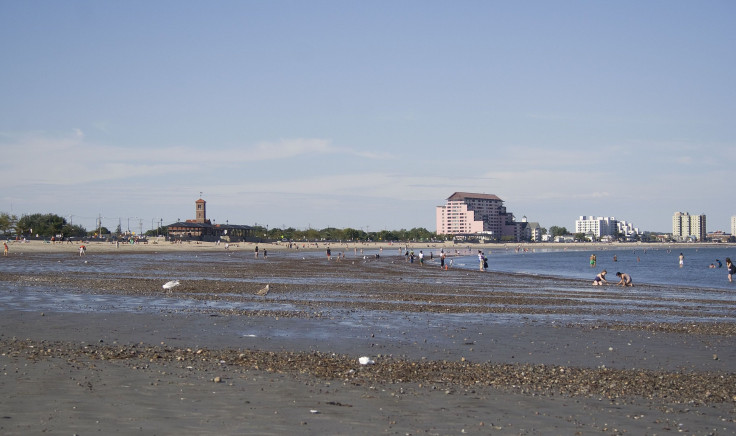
[[376, 230, 399, 241], [63, 223, 87, 237], [343, 227, 362, 241], [0, 212, 18, 235], [304, 228, 320, 241], [549, 226, 569, 237], [144, 226, 166, 237], [16, 213, 86, 237]]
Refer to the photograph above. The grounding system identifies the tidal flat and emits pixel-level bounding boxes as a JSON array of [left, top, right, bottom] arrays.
[[1, 245, 735, 434]]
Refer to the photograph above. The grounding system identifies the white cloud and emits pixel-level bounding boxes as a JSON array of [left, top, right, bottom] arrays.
[[0, 132, 392, 188]]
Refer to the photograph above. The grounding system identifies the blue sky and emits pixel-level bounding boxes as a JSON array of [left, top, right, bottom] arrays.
[[1, 1, 734, 234]]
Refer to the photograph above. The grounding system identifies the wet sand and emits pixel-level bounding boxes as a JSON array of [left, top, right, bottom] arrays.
[[6, 237, 733, 255], [1, 244, 735, 434]]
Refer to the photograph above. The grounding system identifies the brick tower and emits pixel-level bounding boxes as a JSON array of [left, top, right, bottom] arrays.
[[195, 198, 207, 223]]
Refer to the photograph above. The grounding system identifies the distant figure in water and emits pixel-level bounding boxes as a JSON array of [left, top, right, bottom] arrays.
[[679, 253, 684, 267], [613, 255, 617, 262], [615, 272, 633, 286], [590, 254, 596, 267], [592, 270, 608, 286], [716, 259, 723, 268], [726, 258, 735, 283]]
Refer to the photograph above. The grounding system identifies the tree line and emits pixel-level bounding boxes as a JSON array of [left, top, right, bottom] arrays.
[[247, 226, 444, 242], [0, 212, 444, 242], [0, 212, 88, 238]]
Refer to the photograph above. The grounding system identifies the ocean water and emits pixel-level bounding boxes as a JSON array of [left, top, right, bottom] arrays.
[[454, 245, 736, 291], [0, 246, 734, 324]]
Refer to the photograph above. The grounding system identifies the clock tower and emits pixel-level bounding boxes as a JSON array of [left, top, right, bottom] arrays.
[[195, 198, 207, 223]]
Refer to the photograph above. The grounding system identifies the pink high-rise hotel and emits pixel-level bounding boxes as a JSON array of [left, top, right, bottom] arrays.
[[435, 192, 524, 241]]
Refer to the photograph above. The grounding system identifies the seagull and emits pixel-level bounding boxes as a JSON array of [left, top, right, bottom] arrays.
[[256, 284, 270, 296], [162, 280, 180, 292]]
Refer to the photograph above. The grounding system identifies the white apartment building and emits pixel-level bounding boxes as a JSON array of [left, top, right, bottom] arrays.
[[617, 220, 641, 240], [732, 215, 736, 237], [436, 192, 521, 241], [575, 216, 619, 238], [672, 211, 707, 241]]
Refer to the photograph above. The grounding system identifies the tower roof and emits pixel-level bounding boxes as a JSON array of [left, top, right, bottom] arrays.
[[447, 192, 502, 201]]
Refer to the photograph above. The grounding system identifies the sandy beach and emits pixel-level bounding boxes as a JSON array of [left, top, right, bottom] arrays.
[[5, 237, 734, 256], [1, 241, 735, 434]]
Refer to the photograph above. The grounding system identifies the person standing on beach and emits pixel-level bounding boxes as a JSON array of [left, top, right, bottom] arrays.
[[3, 242, 8, 256], [440, 250, 445, 269], [326, 247, 331, 260], [478, 250, 485, 271], [679, 253, 684, 268], [590, 254, 596, 267], [263, 249, 267, 259], [726, 258, 735, 283], [418, 250, 424, 266], [255, 245, 259, 258]]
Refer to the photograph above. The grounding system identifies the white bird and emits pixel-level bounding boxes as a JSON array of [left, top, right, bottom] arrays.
[[256, 284, 270, 296], [162, 280, 180, 292]]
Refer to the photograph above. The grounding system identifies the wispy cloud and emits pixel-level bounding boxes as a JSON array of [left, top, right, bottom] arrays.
[[0, 132, 391, 188]]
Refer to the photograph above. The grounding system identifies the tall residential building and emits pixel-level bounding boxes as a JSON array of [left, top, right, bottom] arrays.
[[672, 212, 706, 241], [732, 215, 736, 237], [525, 221, 542, 242], [575, 216, 619, 238], [435, 192, 520, 240]]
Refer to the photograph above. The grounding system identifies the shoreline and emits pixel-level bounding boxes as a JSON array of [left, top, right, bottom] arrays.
[[5, 238, 734, 254]]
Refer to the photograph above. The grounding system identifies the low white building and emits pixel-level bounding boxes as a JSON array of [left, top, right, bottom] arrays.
[[617, 220, 641, 240], [575, 216, 641, 240]]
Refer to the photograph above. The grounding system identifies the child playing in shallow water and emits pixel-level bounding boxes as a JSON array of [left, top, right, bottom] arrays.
[[592, 270, 608, 286]]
